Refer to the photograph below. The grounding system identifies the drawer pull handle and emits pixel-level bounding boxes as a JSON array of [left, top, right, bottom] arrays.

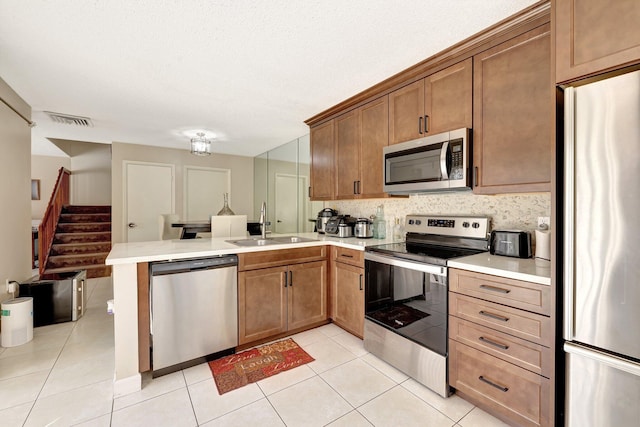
[[479, 284, 510, 294], [478, 376, 509, 392], [341, 254, 354, 258], [479, 336, 509, 350], [479, 310, 509, 322]]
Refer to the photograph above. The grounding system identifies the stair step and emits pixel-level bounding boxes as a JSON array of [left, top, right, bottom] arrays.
[[56, 222, 111, 233], [54, 231, 111, 244], [43, 264, 112, 278], [47, 253, 109, 269], [51, 242, 112, 255], [62, 205, 112, 214], [59, 213, 111, 223]]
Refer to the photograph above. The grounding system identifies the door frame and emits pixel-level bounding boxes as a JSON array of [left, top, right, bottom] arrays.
[[122, 160, 175, 241]]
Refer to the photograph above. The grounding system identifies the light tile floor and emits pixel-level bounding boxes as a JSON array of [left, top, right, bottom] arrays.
[[0, 277, 510, 426]]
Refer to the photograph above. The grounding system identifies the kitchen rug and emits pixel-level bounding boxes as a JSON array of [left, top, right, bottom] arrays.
[[208, 338, 314, 395]]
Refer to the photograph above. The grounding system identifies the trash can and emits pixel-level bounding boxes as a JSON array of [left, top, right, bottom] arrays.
[[1, 297, 34, 347]]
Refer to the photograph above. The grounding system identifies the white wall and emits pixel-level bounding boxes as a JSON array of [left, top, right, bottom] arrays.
[[31, 155, 72, 219], [0, 77, 32, 307], [111, 142, 254, 243]]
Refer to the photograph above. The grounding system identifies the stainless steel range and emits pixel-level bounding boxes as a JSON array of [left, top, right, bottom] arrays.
[[364, 215, 489, 397]]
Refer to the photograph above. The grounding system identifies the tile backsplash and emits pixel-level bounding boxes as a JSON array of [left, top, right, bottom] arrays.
[[329, 192, 551, 232]]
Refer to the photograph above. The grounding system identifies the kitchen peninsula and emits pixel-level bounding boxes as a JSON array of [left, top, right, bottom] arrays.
[[105, 233, 399, 396]]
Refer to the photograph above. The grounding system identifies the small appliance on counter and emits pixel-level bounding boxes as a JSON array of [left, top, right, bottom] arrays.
[[354, 218, 373, 238], [325, 215, 356, 237], [489, 230, 532, 258], [316, 208, 338, 234]]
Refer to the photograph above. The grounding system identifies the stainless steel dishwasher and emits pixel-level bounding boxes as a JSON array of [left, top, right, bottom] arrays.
[[150, 255, 238, 376]]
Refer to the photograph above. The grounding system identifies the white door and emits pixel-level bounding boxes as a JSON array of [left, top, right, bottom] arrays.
[[275, 174, 304, 233], [124, 162, 174, 242], [184, 166, 231, 221]]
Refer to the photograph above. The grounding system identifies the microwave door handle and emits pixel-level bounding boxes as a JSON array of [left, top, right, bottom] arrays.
[[440, 141, 449, 180]]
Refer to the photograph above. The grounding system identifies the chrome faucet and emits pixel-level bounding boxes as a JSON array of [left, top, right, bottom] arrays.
[[259, 201, 267, 239]]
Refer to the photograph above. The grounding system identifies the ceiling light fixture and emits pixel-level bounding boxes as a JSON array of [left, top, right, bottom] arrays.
[[190, 132, 212, 156]]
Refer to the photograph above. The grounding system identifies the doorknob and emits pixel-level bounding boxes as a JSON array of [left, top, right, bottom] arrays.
[[277, 220, 282, 223], [128, 223, 137, 228]]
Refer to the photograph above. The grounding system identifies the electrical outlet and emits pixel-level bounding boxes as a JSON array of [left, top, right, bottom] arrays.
[[537, 216, 550, 228]]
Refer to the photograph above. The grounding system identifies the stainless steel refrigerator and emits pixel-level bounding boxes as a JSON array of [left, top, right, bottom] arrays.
[[564, 68, 640, 426]]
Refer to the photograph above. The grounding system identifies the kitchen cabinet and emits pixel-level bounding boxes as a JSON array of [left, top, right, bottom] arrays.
[[335, 96, 389, 199], [331, 247, 364, 338], [389, 58, 472, 145], [555, 0, 640, 83], [449, 268, 552, 427], [310, 119, 335, 200], [472, 24, 551, 194], [238, 247, 327, 345]]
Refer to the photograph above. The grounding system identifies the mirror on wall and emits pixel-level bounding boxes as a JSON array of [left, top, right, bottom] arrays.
[[253, 134, 322, 234]]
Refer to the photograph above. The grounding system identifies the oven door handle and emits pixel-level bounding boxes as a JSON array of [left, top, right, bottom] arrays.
[[364, 252, 446, 275]]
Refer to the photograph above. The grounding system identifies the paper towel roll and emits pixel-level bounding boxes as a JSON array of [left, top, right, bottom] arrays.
[[1, 297, 34, 347], [535, 229, 551, 261]]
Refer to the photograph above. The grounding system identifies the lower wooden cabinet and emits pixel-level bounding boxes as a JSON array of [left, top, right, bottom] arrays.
[[330, 247, 365, 338], [450, 340, 550, 427], [238, 260, 327, 345]]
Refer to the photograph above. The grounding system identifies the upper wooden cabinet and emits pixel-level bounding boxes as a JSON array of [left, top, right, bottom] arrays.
[[472, 24, 551, 194], [335, 96, 389, 199], [556, 0, 640, 83], [389, 58, 472, 145], [310, 119, 335, 200]]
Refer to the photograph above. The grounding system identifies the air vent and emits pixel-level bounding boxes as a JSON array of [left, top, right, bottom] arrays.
[[45, 111, 93, 127]]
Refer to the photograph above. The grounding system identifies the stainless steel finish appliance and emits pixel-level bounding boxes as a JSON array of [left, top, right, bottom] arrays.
[[316, 208, 337, 234], [150, 255, 238, 376], [19, 270, 86, 327], [325, 215, 355, 236], [563, 68, 640, 426], [364, 215, 489, 397], [383, 128, 471, 194], [354, 218, 373, 238]]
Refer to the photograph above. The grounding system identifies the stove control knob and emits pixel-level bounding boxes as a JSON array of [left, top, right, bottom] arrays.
[[415, 220, 422, 225], [462, 222, 470, 228], [472, 222, 480, 229], [408, 219, 414, 225]]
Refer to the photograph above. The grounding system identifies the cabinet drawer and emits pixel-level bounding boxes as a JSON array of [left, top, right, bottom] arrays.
[[238, 246, 327, 271], [450, 340, 550, 427], [449, 293, 551, 346], [333, 246, 364, 267], [450, 269, 550, 315], [449, 316, 552, 377]]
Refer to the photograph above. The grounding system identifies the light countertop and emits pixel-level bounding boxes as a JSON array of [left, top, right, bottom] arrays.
[[106, 232, 400, 265], [448, 252, 551, 285]]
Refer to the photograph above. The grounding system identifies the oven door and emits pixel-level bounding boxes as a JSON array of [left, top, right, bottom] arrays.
[[364, 251, 448, 356]]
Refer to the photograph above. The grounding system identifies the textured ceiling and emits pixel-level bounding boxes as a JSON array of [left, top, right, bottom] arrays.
[[0, 0, 537, 157]]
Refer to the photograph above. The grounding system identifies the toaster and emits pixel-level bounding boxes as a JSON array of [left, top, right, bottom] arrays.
[[490, 230, 532, 258]]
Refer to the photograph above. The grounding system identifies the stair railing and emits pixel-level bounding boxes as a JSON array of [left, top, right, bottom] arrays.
[[39, 167, 71, 275]]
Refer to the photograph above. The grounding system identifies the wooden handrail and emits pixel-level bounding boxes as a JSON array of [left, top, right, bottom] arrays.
[[39, 167, 71, 275]]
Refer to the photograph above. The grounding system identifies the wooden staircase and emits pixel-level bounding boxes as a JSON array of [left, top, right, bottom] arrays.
[[42, 205, 112, 278]]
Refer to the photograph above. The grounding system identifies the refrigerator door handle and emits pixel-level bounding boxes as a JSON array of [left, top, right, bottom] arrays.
[[564, 86, 576, 341], [565, 342, 640, 377]]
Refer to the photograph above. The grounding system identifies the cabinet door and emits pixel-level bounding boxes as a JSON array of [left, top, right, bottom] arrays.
[[335, 109, 361, 199], [556, 0, 640, 83], [238, 266, 287, 344], [310, 120, 335, 200], [333, 262, 364, 338], [389, 80, 425, 145], [473, 24, 551, 194], [424, 58, 472, 135], [359, 96, 389, 198], [287, 261, 327, 331]]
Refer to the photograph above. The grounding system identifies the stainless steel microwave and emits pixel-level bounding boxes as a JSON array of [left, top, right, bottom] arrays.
[[383, 128, 471, 193]]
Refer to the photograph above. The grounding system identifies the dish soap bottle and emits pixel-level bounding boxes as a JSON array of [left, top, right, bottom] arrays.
[[374, 205, 386, 239]]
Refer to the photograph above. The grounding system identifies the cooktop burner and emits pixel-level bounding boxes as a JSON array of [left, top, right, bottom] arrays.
[[365, 214, 490, 265]]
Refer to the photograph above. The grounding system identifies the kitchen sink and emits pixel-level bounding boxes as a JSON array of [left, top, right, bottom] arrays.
[[226, 236, 317, 247]]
